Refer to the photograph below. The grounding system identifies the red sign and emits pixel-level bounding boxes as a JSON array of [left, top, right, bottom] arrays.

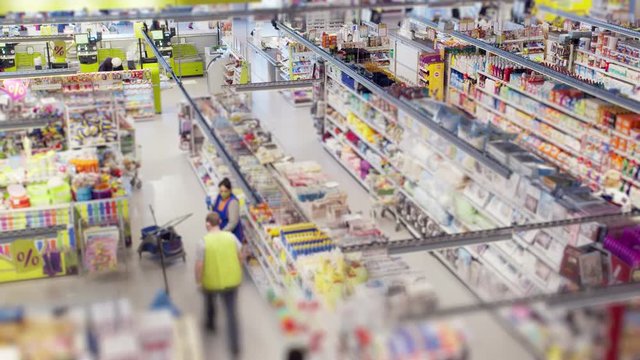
[[2, 79, 29, 101]]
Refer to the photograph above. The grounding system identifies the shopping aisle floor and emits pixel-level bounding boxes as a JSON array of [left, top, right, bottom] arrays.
[[0, 81, 283, 360], [250, 88, 536, 360]]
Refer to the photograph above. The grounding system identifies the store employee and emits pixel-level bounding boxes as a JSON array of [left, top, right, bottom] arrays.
[[207, 178, 244, 242]]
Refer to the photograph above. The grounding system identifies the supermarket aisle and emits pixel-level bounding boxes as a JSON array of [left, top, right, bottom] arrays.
[[251, 89, 536, 360], [131, 81, 285, 360], [0, 80, 283, 360]]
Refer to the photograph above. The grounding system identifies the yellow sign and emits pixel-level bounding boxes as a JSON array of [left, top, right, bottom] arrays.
[[53, 40, 67, 63], [11, 240, 41, 273], [0, 0, 255, 14], [535, 0, 592, 20]]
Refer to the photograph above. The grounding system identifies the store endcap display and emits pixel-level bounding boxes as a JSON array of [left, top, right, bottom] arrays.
[[0, 147, 132, 211]]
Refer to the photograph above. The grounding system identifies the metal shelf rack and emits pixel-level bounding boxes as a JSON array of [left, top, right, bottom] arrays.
[[224, 79, 319, 92], [0, 225, 67, 244], [0, 116, 62, 132], [0, 34, 74, 43], [538, 6, 640, 39], [408, 14, 640, 114], [0, 68, 77, 80], [276, 21, 512, 178]]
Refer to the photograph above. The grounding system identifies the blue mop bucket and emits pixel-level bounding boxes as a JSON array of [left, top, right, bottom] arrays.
[[141, 225, 160, 238], [140, 225, 161, 253]]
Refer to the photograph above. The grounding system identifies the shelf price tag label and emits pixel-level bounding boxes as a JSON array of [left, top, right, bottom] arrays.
[[1, 79, 29, 102], [11, 240, 40, 273]]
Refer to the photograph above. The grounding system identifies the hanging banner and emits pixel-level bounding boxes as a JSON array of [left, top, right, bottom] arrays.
[[52, 40, 67, 63], [0, 0, 256, 14]]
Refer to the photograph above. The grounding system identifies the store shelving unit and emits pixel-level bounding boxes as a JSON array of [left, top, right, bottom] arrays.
[[0, 204, 75, 283], [315, 38, 582, 305], [0, 68, 77, 79], [0, 116, 61, 132], [400, 18, 640, 198], [278, 21, 512, 178], [538, 5, 640, 39], [276, 37, 315, 106], [274, 18, 640, 358], [0, 34, 74, 42], [408, 14, 640, 114]]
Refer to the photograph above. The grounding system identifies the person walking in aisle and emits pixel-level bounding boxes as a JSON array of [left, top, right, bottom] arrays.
[[207, 178, 244, 242], [195, 212, 243, 357], [98, 57, 114, 72]]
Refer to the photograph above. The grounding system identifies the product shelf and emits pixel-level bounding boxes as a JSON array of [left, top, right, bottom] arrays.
[[0, 224, 68, 244], [500, 36, 545, 44], [0, 116, 62, 132], [327, 79, 401, 144], [431, 250, 496, 301], [474, 88, 584, 157], [272, 236, 314, 295], [449, 87, 477, 115], [327, 72, 397, 122], [245, 222, 283, 289], [326, 101, 349, 119], [462, 193, 561, 273], [575, 48, 640, 73], [325, 62, 576, 290], [465, 246, 529, 296], [324, 113, 347, 133], [576, 59, 634, 81], [245, 249, 276, 296], [611, 147, 640, 163], [450, 66, 478, 80], [245, 212, 290, 278], [321, 143, 375, 194], [0, 34, 74, 42], [475, 85, 586, 145], [477, 71, 596, 125], [188, 156, 213, 194]]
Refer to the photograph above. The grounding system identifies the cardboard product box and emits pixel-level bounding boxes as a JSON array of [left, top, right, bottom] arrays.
[[424, 62, 444, 101], [609, 252, 632, 283], [615, 113, 640, 135]]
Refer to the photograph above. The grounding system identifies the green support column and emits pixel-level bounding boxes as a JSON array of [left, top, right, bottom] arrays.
[[150, 65, 162, 114]]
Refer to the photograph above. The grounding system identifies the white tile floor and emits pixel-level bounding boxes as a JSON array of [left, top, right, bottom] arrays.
[[0, 77, 535, 360]]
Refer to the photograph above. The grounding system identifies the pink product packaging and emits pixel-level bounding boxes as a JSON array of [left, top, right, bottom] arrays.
[[603, 227, 640, 268]]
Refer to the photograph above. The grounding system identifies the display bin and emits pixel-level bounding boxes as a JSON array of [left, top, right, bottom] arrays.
[[75, 196, 132, 274], [0, 204, 77, 283]]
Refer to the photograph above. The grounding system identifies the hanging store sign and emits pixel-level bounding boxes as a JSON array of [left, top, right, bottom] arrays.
[[1, 79, 29, 102], [52, 40, 67, 62]]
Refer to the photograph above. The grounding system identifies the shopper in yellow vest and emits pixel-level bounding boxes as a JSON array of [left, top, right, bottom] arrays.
[[195, 212, 243, 357]]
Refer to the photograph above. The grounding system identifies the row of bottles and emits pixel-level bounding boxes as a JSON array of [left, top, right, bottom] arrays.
[[485, 57, 526, 83]]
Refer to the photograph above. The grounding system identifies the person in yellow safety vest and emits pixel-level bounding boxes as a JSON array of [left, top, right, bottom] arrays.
[[195, 212, 243, 358]]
